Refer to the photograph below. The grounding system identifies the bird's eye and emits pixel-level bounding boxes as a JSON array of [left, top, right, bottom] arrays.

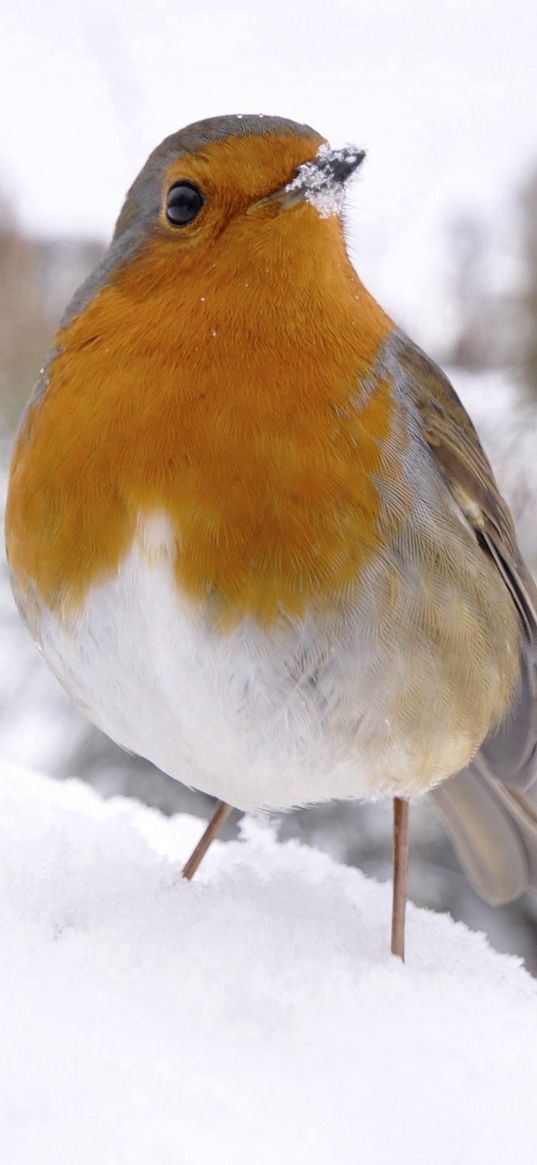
[[166, 181, 205, 226]]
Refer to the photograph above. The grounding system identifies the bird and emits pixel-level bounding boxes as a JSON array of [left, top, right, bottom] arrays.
[[5, 113, 537, 960]]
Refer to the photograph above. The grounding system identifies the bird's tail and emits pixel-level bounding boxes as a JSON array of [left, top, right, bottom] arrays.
[[429, 760, 537, 904]]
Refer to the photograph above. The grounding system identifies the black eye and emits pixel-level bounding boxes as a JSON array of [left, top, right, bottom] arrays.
[[166, 181, 204, 226]]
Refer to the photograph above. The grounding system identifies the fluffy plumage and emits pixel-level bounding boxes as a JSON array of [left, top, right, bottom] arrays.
[[6, 114, 537, 903]]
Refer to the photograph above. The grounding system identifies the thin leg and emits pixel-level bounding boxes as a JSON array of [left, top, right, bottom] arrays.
[[182, 801, 233, 881], [391, 796, 409, 961]]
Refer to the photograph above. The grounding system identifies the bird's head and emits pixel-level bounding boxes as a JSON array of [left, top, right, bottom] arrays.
[[113, 114, 364, 266], [63, 115, 366, 323]]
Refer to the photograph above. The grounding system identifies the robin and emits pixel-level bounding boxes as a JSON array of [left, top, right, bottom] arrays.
[[6, 114, 537, 960]]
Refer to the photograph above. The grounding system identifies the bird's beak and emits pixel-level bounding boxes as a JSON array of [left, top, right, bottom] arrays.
[[249, 144, 366, 216]]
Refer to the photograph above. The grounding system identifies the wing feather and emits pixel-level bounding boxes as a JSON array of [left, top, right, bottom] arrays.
[[393, 333, 537, 899]]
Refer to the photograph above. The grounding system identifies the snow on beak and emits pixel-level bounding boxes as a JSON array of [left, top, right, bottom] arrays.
[[251, 144, 366, 218]]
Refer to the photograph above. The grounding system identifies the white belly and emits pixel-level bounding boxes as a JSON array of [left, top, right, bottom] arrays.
[[28, 504, 513, 812]]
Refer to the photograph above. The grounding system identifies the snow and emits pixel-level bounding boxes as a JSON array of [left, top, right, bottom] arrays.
[[285, 143, 364, 218], [1, 761, 536, 1164]]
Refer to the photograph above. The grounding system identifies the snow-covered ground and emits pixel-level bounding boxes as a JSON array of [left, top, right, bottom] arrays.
[[1, 762, 536, 1164]]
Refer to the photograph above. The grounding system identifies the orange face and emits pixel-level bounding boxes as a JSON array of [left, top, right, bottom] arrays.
[[6, 126, 403, 626]]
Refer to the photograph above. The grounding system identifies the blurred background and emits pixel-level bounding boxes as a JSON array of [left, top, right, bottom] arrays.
[[2, 0, 537, 967]]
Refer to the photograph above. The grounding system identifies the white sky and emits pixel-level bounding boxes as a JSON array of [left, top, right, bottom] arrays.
[[2, 0, 537, 348]]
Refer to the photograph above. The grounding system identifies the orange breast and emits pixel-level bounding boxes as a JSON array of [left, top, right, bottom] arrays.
[[6, 203, 406, 625]]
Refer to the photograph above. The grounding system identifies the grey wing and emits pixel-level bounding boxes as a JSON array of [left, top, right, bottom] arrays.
[[392, 331, 537, 904]]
